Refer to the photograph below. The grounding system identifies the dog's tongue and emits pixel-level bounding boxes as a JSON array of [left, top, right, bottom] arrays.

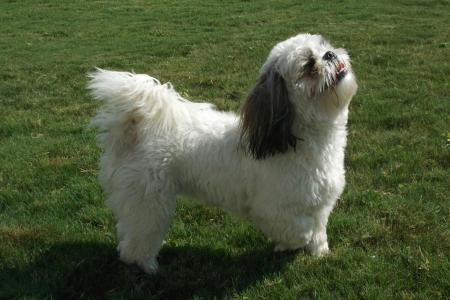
[[337, 62, 345, 73]]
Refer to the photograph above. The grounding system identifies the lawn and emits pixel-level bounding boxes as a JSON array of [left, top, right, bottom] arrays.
[[0, 0, 449, 299]]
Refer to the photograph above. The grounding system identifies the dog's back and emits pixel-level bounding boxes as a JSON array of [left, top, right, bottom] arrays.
[[88, 68, 247, 212]]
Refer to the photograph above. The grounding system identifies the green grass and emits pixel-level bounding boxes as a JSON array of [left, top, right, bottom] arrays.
[[1, 0, 449, 299]]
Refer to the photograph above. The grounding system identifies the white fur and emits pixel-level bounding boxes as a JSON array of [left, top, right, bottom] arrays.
[[89, 33, 357, 273]]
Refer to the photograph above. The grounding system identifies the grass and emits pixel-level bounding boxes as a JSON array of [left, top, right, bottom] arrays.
[[0, 0, 449, 299]]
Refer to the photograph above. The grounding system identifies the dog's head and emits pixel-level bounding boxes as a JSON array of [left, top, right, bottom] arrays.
[[241, 33, 358, 159]]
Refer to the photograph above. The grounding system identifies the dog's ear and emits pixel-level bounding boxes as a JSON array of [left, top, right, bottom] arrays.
[[240, 69, 298, 159]]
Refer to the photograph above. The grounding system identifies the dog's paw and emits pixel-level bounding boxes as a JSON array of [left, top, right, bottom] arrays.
[[118, 241, 159, 274], [274, 243, 296, 252], [137, 258, 159, 274], [274, 244, 286, 252], [308, 242, 330, 256]]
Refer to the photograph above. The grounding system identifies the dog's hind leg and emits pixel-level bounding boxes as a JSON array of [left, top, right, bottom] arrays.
[[106, 165, 176, 273]]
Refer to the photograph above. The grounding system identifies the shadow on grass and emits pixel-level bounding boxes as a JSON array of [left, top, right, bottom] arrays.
[[1, 241, 295, 299]]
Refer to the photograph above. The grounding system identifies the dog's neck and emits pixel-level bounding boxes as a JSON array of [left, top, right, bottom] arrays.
[[291, 102, 349, 153]]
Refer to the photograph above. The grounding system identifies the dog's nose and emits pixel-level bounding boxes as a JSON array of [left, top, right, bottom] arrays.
[[323, 51, 337, 61]]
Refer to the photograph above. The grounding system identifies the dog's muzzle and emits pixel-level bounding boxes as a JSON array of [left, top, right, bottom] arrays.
[[323, 51, 347, 83]]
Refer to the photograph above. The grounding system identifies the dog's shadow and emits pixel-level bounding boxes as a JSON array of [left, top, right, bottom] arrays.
[[1, 241, 296, 299]]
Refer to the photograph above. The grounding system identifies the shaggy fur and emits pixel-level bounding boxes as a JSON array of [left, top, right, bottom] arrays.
[[89, 33, 358, 273]]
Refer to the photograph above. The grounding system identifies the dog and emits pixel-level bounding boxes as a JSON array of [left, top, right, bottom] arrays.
[[88, 33, 358, 273]]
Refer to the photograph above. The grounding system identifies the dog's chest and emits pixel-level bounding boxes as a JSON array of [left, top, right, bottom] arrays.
[[257, 147, 346, 209]]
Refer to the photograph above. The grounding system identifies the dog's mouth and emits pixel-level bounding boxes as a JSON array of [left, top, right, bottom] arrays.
[[317, 61, 348, 93], [335, 62, 347, 82], [298, 59, 350, 94]]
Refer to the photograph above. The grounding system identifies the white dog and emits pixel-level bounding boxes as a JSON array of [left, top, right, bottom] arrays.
[[89, 33, 358, 273]]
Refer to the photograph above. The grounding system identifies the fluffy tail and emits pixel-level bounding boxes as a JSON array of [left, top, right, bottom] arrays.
[[88, 69, 191, 149]]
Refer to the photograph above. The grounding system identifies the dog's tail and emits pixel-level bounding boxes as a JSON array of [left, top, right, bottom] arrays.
[[88, 68, 196, 150]]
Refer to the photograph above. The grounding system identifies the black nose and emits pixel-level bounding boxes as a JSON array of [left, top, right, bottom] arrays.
[[323, 51, 337, 61]]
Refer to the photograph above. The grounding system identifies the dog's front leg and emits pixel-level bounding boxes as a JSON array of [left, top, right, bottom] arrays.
[[305, 205, 333, 256], [253, 213, 314, 252]]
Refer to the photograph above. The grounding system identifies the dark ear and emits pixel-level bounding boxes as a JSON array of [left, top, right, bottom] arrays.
[[240, 69, 298, 159]]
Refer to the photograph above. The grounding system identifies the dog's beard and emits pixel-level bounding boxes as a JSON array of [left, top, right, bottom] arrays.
[[295, 58, 350, 99], [321, 60, 348, 92]]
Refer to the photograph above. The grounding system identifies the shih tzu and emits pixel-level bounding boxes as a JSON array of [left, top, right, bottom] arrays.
[[88, 33, 358, 273]]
